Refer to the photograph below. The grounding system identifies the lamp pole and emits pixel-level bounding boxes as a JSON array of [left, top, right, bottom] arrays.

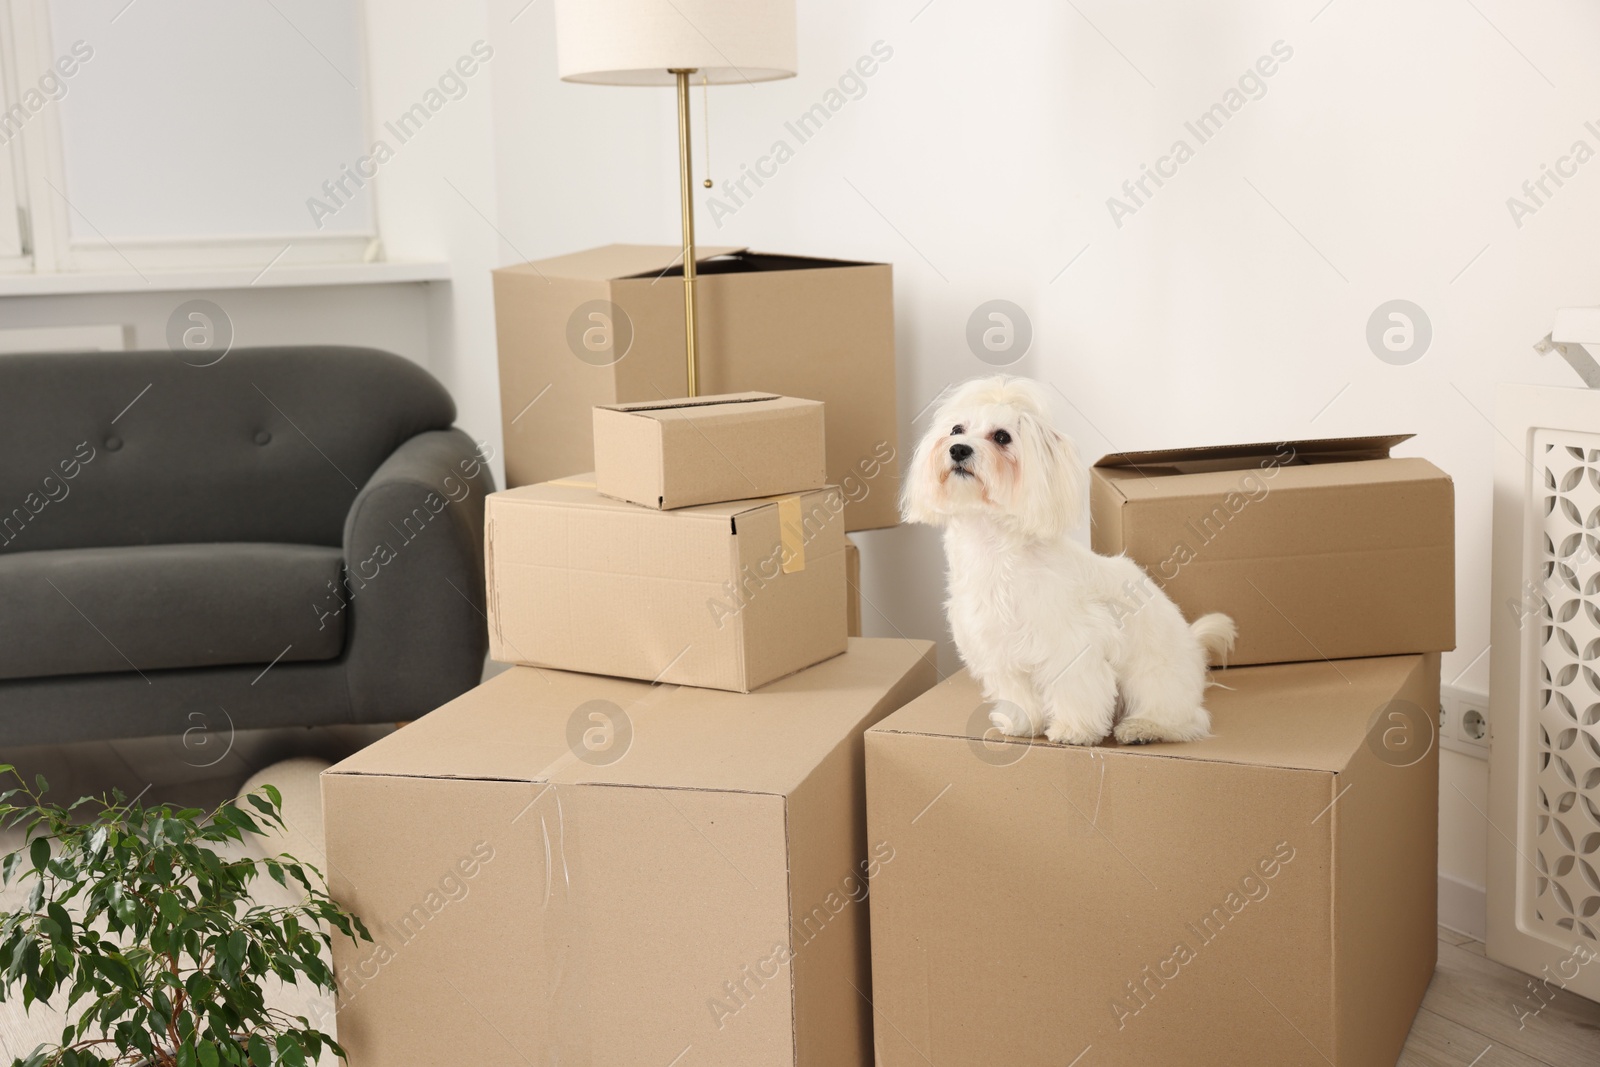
[[671, 67, 700, 397]]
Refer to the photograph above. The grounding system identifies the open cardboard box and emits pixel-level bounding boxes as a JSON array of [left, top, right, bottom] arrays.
[[484, 477, 846, 692], [493, 245, 900, 531], [593, 391, 826, 510], [865, 653, 1440, 1066], [1090, 434, 1454, 665], [324, 638, 938, 1067]]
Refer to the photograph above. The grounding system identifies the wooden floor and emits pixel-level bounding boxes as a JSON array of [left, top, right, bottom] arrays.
[[2, 735, 1599, 1065], [1401, 928, 1600, 1067]]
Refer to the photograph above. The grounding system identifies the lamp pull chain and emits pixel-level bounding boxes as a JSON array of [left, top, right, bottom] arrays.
[[701, 73, 713, 189]]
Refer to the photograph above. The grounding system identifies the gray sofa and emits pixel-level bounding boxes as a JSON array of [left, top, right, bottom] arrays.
[[0, 346, 494, 746]]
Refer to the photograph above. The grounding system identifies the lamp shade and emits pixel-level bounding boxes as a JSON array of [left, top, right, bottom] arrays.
[[554, 0, 797, 86]]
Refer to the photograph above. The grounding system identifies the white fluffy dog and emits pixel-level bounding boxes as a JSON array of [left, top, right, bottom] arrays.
[[904, 376, 1235, 746]]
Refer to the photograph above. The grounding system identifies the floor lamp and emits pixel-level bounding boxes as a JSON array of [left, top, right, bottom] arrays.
[[555, 0, 798, 397]]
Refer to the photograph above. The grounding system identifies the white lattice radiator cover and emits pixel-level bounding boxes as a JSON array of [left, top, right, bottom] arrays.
[[1490, 385, 1600, 1003], [1527, 430, 1600, 944]]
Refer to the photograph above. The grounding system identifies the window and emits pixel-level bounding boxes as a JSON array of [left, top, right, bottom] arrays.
[[0, 0, 375, 276], [0, 5, 30, 265]]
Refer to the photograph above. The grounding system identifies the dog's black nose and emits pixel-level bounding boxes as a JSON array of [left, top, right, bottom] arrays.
[[949, 443, 974, 462]]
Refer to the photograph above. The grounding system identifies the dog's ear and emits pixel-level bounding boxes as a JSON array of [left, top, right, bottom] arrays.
[[901, 421, 946, 526], [902, 383, 970, 527], [1016, 415, 1086, 541]]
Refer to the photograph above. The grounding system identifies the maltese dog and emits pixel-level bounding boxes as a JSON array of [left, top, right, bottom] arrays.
[[903, 375, 1235, 746]]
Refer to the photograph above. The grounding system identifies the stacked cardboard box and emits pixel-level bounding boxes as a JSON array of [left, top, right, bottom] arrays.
[[865, 435, 1456, 1067], [483, 392, 853, 691], [325, 392, 900, 1066], [1089, 434, 1454, 664]]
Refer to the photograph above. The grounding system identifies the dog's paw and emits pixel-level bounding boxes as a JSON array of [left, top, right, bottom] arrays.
[[989, 708, 1034, 738], [1114, 718, 1180, 745], [1042, 720, 1107, 746]]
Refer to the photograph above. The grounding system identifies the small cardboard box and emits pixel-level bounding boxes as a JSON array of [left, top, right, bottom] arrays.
[[485, 477, 846, 692], [865, 653, 1440, 1067], [493, 245, 900, 531], [593, 391, 826, 510], [1090, 434, 1454, 666], [324, 638, 937, 1067]]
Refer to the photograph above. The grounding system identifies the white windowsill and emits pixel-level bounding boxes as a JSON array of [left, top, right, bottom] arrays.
[[0, 260, 452, 296]]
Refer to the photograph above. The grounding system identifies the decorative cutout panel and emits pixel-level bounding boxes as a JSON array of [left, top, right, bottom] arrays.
[[1528, 430, 1600, 944]]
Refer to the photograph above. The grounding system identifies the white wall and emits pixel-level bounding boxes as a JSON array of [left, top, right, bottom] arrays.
[[471, 0, 1600, 906], [476, 0, 1600, 689], [669, 0, 1599, 689], [485, 0, 680, 257], [358, 0, 681, 475], [359, 0, 503, 461], [11, 0, 1591, 915]]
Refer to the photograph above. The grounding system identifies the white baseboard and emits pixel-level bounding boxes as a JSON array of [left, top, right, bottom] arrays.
[[1439, 872, 1487, 942]]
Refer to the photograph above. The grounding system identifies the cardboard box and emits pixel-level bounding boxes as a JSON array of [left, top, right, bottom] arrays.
[[485, 477, 846, 691], [493, 245, 900, 531], [593, 391, 826, 510], [845, 535, 861, 638], [865, 653, 1440, 1067], [324, 637, 938, 1067], [1090, 434, 1454, 665]]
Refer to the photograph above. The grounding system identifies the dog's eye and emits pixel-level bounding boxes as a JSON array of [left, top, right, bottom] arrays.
[[951, 424, 965, 436], [993, 429, 1012, 446]]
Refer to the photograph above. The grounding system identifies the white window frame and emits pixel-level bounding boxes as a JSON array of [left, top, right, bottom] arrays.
[[0, 0, 31, 269], [1, 0, 379, 277]]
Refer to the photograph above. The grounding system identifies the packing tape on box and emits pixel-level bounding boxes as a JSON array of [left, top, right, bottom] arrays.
[[777, 495, 805, 573], [548, 477, 597, 489], [523, 782, 595, 1064]]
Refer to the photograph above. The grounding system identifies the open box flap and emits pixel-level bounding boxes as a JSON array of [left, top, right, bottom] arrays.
[[1096, 433, 1414, 471], [621, 248, 883, 279], [492, 477, 837, 521], [501, 243, 748, 282], [599, 391, 782, 415]]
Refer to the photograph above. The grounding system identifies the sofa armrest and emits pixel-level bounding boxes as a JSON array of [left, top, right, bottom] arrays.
[[339, 428, 495, 722]]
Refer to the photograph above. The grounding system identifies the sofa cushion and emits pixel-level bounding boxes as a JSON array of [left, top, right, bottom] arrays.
[[0, 543, 346, 681], [0, 347, 456, 552]]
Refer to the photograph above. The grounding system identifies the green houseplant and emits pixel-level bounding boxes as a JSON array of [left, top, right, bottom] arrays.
[[0, 766, 371, 1067]]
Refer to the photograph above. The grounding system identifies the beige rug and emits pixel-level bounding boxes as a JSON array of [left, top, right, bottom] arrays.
[[237, 756, 330, 869]]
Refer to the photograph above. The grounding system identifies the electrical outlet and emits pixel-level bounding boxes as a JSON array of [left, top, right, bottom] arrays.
[[1440, 683, 1490, 759]]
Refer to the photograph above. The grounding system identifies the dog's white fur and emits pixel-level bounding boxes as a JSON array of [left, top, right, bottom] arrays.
[[903, 376, 1235, 745]]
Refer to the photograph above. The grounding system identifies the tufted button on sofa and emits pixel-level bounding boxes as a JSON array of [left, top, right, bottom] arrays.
[[0, 346, 494, 746]]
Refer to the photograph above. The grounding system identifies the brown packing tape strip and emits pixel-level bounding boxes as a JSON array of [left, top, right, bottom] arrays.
[[548, 478, 597, 489], [778, 495, 805, 573]]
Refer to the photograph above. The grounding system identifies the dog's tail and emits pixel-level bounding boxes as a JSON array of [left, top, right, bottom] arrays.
[[1191, 613, 1237, 665]]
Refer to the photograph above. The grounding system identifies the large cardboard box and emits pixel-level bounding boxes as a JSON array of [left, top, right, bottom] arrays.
[[493, 245, 900, 531], [866, 653, 1440, 1067], [324, 638, 938, 1067], [485, 478, 846, 691], [1090, 434, 1454, 665], [593, 391, 826, 510]]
